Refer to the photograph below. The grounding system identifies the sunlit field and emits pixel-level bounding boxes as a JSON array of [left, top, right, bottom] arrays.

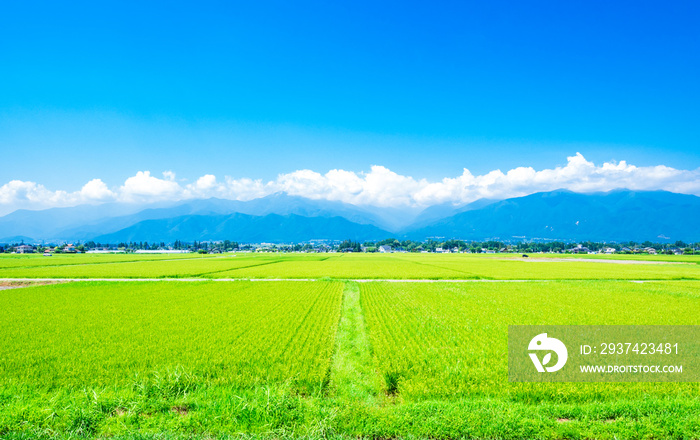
[[0, 253, 699, 439], [1, 251, 698, 280]]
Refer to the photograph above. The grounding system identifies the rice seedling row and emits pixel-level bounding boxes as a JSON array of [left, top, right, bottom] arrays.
[[360, 280, 700, 401], [0, 281, 343, 392]]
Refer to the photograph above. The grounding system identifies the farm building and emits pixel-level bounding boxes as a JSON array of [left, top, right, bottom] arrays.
[[571, 245, 590, 254], [15, 245, 34, 254]]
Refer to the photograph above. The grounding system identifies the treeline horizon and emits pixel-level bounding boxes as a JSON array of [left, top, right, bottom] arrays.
[[2, 238, 699, 254]]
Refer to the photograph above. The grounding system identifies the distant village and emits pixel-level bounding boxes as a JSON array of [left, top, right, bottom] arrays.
[[2, 238, 698, 256]]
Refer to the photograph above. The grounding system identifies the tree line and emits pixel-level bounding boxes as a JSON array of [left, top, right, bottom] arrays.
[[1, 238, 698, 254]]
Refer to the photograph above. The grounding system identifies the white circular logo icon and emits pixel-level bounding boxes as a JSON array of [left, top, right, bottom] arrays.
[[528, 333, 568, 373]]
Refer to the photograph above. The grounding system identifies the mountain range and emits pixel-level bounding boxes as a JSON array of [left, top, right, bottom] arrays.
[[1, 190, 698, 243]]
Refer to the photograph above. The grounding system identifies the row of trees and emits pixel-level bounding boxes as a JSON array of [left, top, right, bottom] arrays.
[[90, 240, 242, 253], [2, 239, 699, 254], [354, 239, 699, 254]]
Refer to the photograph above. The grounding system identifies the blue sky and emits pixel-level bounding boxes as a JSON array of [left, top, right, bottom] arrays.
[[0, 0, 698, 212]]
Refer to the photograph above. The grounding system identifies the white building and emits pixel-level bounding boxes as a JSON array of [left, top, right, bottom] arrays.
[[15, 245, 34, 254]]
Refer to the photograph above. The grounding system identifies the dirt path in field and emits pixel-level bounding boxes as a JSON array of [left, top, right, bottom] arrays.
[[0, 280, 65, 290]]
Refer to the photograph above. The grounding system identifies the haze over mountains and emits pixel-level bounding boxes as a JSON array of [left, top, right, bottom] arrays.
[[1, 190, 698, 244]]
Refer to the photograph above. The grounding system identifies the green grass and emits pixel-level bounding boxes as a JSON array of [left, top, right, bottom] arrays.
[[0, 281, 342, 391], [328, 282, 380, 403], [1, 256, 699, 438], [0, 254, 280, 278], [361, 280, 700, 400], [1, 252, 698, 279], [0, 252, 220, 268]]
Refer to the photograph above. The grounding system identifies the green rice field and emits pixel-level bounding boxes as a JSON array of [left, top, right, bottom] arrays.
[[1, 252, 699, 279], [0, 253, 698, 439]]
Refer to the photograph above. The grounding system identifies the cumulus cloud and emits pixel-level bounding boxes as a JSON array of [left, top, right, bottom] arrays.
[[183, 174, 230, 199], [0, 180, 65, 206], [0, 178, 115, 214], [118, 171, 181, 202], [1, 153, 699, 215], [80, 179, 115, 201]]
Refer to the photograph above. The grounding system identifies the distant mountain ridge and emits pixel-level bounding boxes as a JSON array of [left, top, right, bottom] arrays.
[[1, 189, 699, 243], [92, 213, 391, 243], [0, 193, 410, 242], [409, 198, 499, 229], [57, 194, 397, 241], [409, 189, 700, 242]]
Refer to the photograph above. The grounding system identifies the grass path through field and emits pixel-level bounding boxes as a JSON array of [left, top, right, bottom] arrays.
[[328, 282, 379, 404]]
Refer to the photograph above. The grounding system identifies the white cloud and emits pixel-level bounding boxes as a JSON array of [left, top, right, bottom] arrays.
[[183, 174, 229, 199], [0, 178, 114, 214], [222, 176, 268, 200], [1, 153, 699, 216], [0, 180, 64, 205], [80, 179, 115, 201], [118, 171, 181, 202]]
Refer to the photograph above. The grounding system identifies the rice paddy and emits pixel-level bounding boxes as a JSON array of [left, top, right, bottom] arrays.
[[1, 252, 698, 280], [0, 253, 698, 439]]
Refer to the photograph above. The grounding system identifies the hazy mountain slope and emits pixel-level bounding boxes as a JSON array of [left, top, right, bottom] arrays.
[[55, 199, 249, 241], [0, 193, 410, 241], [0, 235, 35, 244], [3, 189, 699, 243], [0, 202, 167, 241], [410, 190, 700, 242], [410, 198, 499, 230], [92, 213, 391, 243]]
